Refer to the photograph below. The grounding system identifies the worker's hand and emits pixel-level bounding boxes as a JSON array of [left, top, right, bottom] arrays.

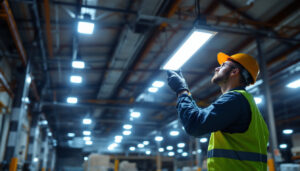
[[167, 70, 189, 95]]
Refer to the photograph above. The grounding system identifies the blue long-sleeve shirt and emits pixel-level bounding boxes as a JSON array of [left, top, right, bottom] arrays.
[[176, 87, 251, 137]]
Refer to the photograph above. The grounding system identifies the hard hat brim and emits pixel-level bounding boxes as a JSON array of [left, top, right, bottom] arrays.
[[217, 52, 231, 65]]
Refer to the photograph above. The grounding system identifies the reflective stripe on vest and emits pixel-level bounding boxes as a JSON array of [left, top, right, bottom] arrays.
[[208, 149, 267, 163]]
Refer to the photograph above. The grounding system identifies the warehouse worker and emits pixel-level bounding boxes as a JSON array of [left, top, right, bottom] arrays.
[[167, 52, 269, 170]]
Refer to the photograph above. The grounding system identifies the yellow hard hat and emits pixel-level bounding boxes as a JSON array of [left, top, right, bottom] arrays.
[[217, 52, 260, 84]]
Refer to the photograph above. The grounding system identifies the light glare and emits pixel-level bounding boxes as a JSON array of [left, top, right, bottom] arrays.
[[145, 150, 151, 155], [143, 141, 149, 145], [177, 149, 183, 153], [163, 30, 215, 70], [77, 21, 94, 34], [182, 152, 188, 157]]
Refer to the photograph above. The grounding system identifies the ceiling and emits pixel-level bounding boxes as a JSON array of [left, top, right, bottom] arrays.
[[0, 0, 300, 160]]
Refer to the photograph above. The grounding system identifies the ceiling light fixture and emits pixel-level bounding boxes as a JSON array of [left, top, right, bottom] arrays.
[[254, 97, 262, 104], [85, 140, 93, 145], [168, 152, 175, 156], [200, 138, 208, 143], [83, 118, 92, 125], [143, 141, 149, 145], [138, 144, 144, 148], [68, 133, 75, 137], [129, 147, 136, 151], [83, 137, 91, 141], [148, 87, 158, 93], [159, 148, 164, 152], [286, 79, 300, 88], [72, 61, 85, 69], [123, 124, 132, 129], [67, 97, 78, 104], [162, 29, 216, 70], [279, 144, 287, 149], [182, 152, 188, 157], [83, 131, 91, 136], [123, 130, 131, 136], [166, 146, 173, 150], [177, 149, 183, 153], [283, 129, 293, 135], [130, 112, 141, 118], [152, 81, 165, 88], [145, 150, 151, 155], [155, 136, 163, 142], [70, 75, 82, 83], [177, 143, 185, 148], [170, 130, 179, 136], [77, 21, 94, 34]]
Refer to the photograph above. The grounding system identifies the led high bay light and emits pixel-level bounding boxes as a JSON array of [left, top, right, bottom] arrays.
[[162, 28, 216, 70]]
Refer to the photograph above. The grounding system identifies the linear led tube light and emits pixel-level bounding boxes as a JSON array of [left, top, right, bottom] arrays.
[[286, 79, 300, 88], [162, 29, 216, 70]]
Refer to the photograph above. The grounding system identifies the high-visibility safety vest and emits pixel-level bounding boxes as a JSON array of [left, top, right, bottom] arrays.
[[207, 90, 269, 171]]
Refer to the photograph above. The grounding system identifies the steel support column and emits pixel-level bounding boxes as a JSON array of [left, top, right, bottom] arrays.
[[195, 138, 202, 171], [27, 112, 40, 171], [256, 38, 279, 170], [4, 61, 31, 169], [156, 142, 162, 171]]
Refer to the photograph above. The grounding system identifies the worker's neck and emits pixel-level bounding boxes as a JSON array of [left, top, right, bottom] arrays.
[[220, 81, 241, 94]]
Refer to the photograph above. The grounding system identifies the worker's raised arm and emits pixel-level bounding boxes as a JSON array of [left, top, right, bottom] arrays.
[[176, 91, 250, 137]]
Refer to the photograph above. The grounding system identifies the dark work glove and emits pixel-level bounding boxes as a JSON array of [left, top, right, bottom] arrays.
[[167, 70, 189, 95]]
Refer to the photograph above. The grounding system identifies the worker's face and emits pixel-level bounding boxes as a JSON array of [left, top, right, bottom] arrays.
[[211, 61, 235, 85]]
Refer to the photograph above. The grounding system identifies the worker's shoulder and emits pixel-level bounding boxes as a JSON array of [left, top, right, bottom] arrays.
[[218, 90, 248, 103]]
